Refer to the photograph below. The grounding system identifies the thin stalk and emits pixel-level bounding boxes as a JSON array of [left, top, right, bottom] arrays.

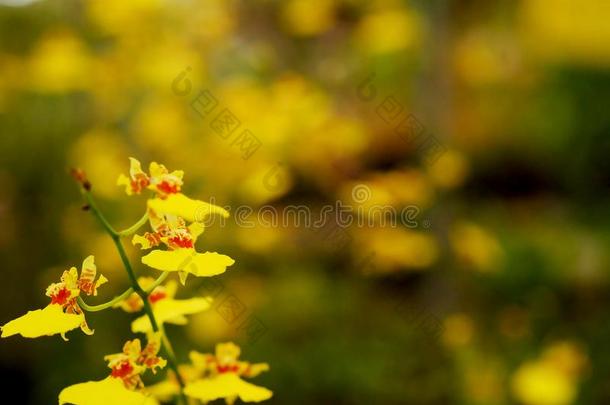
[[77, 272, 169, 312], [118, 212, 149, 237], [82, 190, 187, 403], [77, 288, 133, 312]]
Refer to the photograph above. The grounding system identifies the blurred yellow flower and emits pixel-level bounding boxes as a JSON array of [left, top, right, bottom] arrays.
[[86, 0, 161, 36], [341, 169, 433, 213], [357, 227, 438, 272], [542, 341, 588, 380], [520, 0, 610, 66], [426, 150, 469, 190], [450, 221, 503, 272], [148, 342, 272, 403], [511, 341, 588, 405], [454, 30, 520, 86], [442, 313, 474, 348], [182, 0, 236, 42], [239, 163, 294, 205], [355, 8, 421, 54], [27, 31, 92, 92], [281, 0, 336, 36], [511, 361, 575, 405], [70, 129, 129, 198], [132, 100, 190, 152]]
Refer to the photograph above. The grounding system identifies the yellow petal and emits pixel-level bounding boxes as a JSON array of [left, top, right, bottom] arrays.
[[165, 315, 188, 325], [149, 161, 184, 181], [1, 304, 83, 338], [141, 249, 234, 277], [117, 173, 132, 195], [178, 271, 189, 286], [146, 379, 180, 402], [216, 342, 241, 363], [133, 234, 155, 250], [245, 363, 271, 378], [132, 298, 212, 333], [118, 158, 149, 196], [80, 255, 107, 296], [188, 222, 205, 243], [184, 374, 272, 403], [129, 157, 144, 176], [147, 193, 229, 223], [59, 377, 159, 405], [94, 274, 108, 294]]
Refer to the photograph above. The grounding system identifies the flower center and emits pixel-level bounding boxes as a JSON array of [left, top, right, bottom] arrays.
[[149, 290, 167, 304], [217, 364, 240, 374], [168, 235, 194, 249], [111, 361, 134, 379], [130, 175, 150, 194], [50, 287, 72, 306], [157, 181, 180, 195]]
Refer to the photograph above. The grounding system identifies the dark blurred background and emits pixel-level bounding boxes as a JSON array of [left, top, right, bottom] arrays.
[[0, 0, 609, 404]]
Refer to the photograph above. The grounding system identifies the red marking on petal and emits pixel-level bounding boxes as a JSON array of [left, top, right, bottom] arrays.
[[157, 181, 180, 195], [217, 364, 240, 374], [148, 290, 167, 304], [130, 175, 150, 194], [111, 361, 134, 379], [79, 280, 93, 295], [168, 236, 194, 249], [50, 287, 71, 306], [145, 232, 162, 247]]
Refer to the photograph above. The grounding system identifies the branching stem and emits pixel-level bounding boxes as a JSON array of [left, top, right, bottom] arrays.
[[81, 189, 187, 404]]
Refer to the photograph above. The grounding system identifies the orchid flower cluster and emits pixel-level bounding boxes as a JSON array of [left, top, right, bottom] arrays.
[[1, 158, 272, 405]]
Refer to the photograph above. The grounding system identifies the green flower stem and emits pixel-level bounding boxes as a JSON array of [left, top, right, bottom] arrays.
[[118, 212, 149, 237], [82, 190, 187, 404], [83, 191, 118, 237], [160, 324, 187, 396], [77, 288, 133, 312], [77, 272, 169, 312]]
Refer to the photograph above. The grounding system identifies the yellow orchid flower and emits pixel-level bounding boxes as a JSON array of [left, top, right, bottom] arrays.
[[117, 158, 229, 224], [131, 297, 212, 333], [117, 158, 229, 222], [148, 342, 272, 404], [185, 343, 272, 404], [117, 157, 184, 199], [133, 208, 234, 284], [148, 192, 229, 223], [104, 334, 167, 389], [117, 277, 212, 333], [184, 374, 273, 404], [59, 377, 159, 405], [0, 304, 82, 339], [1, 256, 107, 339], [59, 334, 165, 405], [133, 209, 204, 251], [142, 249, 235, 284], [190, 342, 270, 378]]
